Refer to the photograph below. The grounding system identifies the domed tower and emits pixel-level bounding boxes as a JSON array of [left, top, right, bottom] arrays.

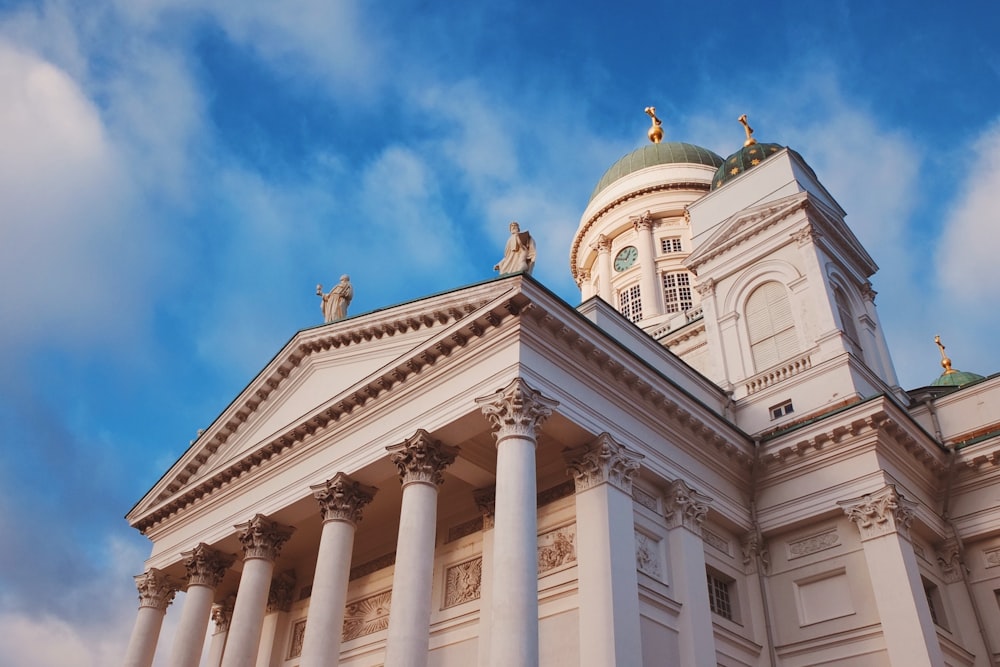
[[571, 108, 723, 339]]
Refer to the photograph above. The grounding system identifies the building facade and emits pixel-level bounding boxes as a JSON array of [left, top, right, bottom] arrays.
[[124, 118, 1000, 667]]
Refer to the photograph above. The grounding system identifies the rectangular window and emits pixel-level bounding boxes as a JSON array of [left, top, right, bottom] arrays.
[[619, 284, 643, 323], [707, 571, 734, 620], [662, 272, 693, 314], [769, 400, 794, 420], [660, 237, 683, 254], [923, 578, 948, 629]]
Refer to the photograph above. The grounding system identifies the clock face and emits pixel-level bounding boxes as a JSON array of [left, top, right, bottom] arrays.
[[614, 246, 638, 272]]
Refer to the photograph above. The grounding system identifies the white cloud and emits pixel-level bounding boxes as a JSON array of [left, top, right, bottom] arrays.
[[0, 42, 156, 353]]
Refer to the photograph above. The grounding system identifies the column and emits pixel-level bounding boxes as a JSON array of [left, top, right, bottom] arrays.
[[663, 478, 717, 667], [168, 544, 235, 667], [473, 487, 496, 667], [476, 378, 558, 667], [256, 571, 296, 667], [839, 485, 944, 666], [220, 514, 295, 667], [565, 433, 643, 667], [206, 598, 235, 667], [592, 235, 613, 304], [300, 473, 377, 667], [123, 568, 176, 667], [632, 212, 659, 319], [383, 430, 459, 667]]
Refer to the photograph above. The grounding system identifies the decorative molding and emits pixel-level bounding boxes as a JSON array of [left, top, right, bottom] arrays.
[[134, 568, 176, 611], [742, 532, 769, 574], [181, 543, 235, 589], [287, 618, 307, 659], [386, 429, 458, 486], [538, 524, 577, 574], [476, 378, 559, 443], [236, 514, 295, 562], [838, 485, 915, 541], [787, 528, 840, 560], [447, 516, 484, 542], [632, 486, 659, 512], [342, 590, 392, 641], [537, 480, 575, 507], [745, 353, 812, 395], [311, 473, 377, 525], [443, 557, 483, 608], [350, 552, 396, 581], [211, 596, 236, 634], [565, 433, 643, 494], [982, 546, 1000, 569], [635, 531, 662, 579], [474, 486, 497, 530], [702, 528, 731, 556], [791, 225, 822, 246], [663, 479, 711, 535], [936, 539, 965, 583], [267, 570, 296, 613], [631, 210, 654, 232]]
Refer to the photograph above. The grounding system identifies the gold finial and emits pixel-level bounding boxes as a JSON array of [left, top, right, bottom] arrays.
[[934, 335, 957, 375], [645, 106, 663, 144], [738, 114, 757, 146]]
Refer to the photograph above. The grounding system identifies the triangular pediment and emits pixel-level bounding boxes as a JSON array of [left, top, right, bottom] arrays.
[[127, 277, 530, 528], [686, 192, 809, 271]]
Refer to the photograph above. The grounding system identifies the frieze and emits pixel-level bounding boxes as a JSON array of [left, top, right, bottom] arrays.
[[350, 552, 396, 581], [538, 524, 577, 574], [787, 528, 840, 560], [632, 486, 659, 512], [342, 590, 392, 642], [443, 557, 483, 608], [703, 528, 731, 556], [983, 546, 1000, 569], [447, 516, 485, 542], [635, 532, 662, 579]]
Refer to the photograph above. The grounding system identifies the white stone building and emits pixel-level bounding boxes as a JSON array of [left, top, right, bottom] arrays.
[[123, 116, 1000, 667]]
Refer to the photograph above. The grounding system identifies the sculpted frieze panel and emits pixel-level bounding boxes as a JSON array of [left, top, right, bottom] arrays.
[[342, 589, 392, 642], [538, 524, 576, 574], [787, 528, 840, 560], [443, 557, 483, 608]]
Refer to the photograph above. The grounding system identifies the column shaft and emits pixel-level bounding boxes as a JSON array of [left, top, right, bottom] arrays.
[[205, 630, 227, 667], [491, 436, 539, 667], [123, 606, 169, 667], [634, 214, 659, 319], [221, 557, 274, 667], [168, 584, 214, 667], [300, 521, 356, 666]]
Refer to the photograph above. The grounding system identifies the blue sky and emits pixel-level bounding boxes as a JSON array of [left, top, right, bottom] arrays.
[[1, 1, 998, 663]]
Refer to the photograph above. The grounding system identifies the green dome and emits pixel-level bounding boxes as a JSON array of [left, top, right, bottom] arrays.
[[930, 369, 985, 387], [711, 142, 784, 190], [590, 142, 724, 202]]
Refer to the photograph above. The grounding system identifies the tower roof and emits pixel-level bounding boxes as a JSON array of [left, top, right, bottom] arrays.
[[590, 142, 724, 202]]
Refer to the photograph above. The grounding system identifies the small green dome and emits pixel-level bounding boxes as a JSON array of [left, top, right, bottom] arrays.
[[931, 369, 985, 388], [711, 142, 784, 190], [590, 142, 724, 202]]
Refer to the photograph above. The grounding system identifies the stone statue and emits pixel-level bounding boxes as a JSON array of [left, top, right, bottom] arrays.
[[494, 221, 536, 276], [316, 275, 353, 323]]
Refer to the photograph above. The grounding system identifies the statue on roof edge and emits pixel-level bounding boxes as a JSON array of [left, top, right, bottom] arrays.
[[316, 274, 353, 323], [494, 221, 536, 276]]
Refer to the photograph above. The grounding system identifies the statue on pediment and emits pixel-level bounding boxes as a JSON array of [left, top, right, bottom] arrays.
[[494, 221, 536, 276], [316, 274, 353, 322]]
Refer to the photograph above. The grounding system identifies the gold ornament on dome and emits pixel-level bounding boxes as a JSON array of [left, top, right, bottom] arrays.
[[934, 335, 957, 375], [645, 106, 663, 144], [738, 113, 757, 146]]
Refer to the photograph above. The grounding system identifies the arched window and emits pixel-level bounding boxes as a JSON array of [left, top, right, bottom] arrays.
[[833, 286, 860, 346], [745, 281, 799, 370]]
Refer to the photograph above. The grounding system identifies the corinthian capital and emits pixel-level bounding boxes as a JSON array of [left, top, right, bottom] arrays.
[[476, 378, 559, 444], [591, 234, 612, 253], [838, 484, 915, 541], [267, 570, 297, 613], [236, 514, 295, 562], [311, 473, 377, 525], [565, 433, 643, 494], [664, 479, 712, 534], [631, 210, 654, 232], [211, 596, 236, 634], [182, 543, 235, 589], [387, 429, 458, 486], [134, 568, 177, 611]]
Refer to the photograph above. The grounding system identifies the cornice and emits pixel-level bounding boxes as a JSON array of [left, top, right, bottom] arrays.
[[130, 287, 528, 534], [761, 400, 947, 478], [570, 181, 711, 281]]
